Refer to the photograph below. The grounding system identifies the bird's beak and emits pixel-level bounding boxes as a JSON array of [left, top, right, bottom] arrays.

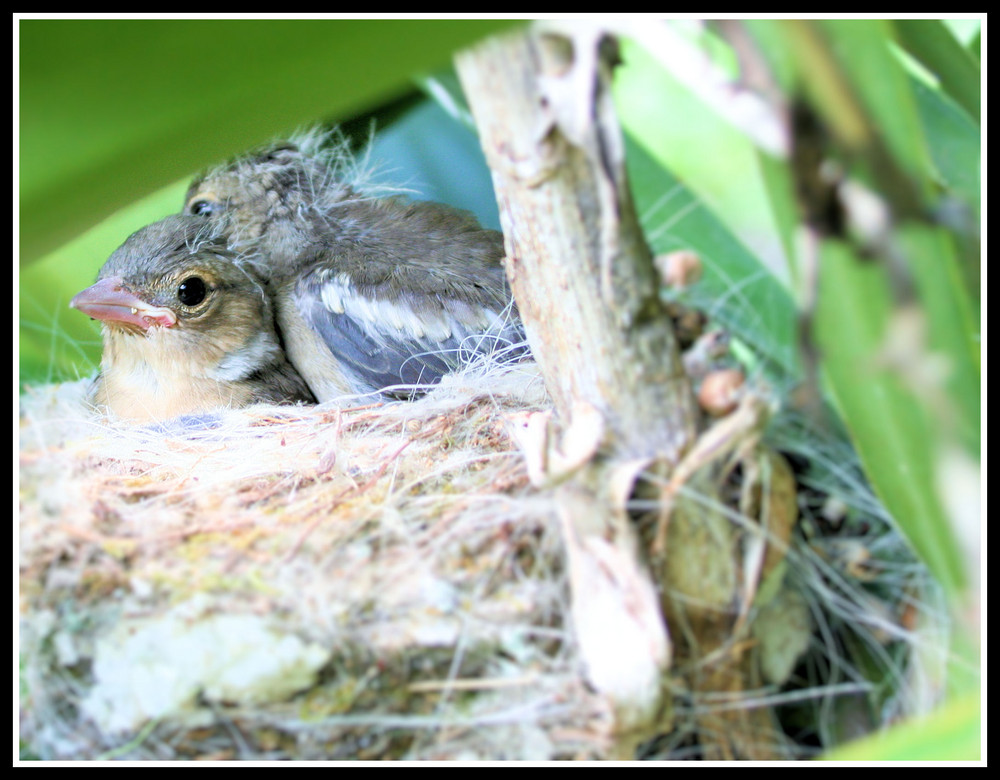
[[70, 276, 177, 330]]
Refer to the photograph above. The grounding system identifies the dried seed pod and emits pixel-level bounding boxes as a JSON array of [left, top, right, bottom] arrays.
[[655, 249, 703, 289], [697, 368, 746, 417]]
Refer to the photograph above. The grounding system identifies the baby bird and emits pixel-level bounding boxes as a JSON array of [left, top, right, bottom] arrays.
[[70, 215, 315, 422], [183, 129, 526, 402]]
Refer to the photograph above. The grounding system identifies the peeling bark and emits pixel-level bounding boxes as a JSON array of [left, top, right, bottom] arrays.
[[456, 27, 698, 461]]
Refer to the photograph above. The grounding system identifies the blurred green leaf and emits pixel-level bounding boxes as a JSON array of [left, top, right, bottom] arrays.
[[969, 28, 981, 59], [909, 76, 981, 216], [733, 19, 980, 598], [898, 224, 980, 456], [893, 20, 980, 123], [776, 20, 935, 219], [740, 19, 797, 93], [19, 19, 516, 263], [752, 149, 800, 289], [822, 689, 980, 761], [814, 19, 932, 188], [19, 20, 511, 385], [814, 240, 965, 594], [614, 36, 789, 282]]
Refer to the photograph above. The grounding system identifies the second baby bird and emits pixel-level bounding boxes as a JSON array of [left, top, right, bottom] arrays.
[[183, 130, 527, 402]]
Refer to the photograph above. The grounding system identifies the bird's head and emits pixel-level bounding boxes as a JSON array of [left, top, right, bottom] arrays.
[[182, 130, 358, 247], [71, 215, 272, 345], [70, 215, 309, 421]]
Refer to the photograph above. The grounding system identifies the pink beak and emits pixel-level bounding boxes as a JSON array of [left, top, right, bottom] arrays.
[[70, 276, 177, 330]]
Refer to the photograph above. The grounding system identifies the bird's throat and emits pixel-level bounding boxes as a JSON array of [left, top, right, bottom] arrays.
[[95, 329, 254, 421]]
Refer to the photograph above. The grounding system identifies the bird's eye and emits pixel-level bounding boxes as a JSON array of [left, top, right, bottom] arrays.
[[188, 199, 222, 216], [262, 143, 299, 163], [177, 276, 208, 307]]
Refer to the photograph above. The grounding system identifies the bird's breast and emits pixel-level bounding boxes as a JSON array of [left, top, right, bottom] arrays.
[[94, 327, 256, 421]]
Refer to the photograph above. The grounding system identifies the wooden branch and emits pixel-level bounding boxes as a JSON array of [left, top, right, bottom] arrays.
[[456, 26, 697, 462], [456, 25, 804, 760], [456, 23, 712, 746]]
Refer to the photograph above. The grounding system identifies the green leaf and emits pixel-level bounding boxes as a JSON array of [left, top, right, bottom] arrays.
[[18, 17, 510, 388], [897, 225, 980, 455], [752, 150, 801, 289], [817, 19, 932, 187], [909, 76, 981, 216], [614, 36, 798, 380], [614, 35, 789, 280], [19, 19, 517, 264], [969, 28, 981, 60], [774, 19, 934, 220], [814, 240, 966, 594], [893, 20, 980, 123], [821, 690, 980, 761]]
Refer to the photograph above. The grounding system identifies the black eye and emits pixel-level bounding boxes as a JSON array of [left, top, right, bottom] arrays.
[[262, 143, 298, 163], [177, 276, 208, 307], [189, 199, 222, 216]]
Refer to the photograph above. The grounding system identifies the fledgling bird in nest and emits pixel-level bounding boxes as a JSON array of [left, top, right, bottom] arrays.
[[183, 129, 527, 402], [71, 215, 315, 422]]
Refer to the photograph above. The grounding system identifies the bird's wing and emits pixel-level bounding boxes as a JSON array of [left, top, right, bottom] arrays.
[[277, 264, 526, 401]]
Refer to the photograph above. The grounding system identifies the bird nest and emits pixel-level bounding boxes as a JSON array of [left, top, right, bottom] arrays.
[[19, 360, 946, 761], [19, 362, 616, 760]]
